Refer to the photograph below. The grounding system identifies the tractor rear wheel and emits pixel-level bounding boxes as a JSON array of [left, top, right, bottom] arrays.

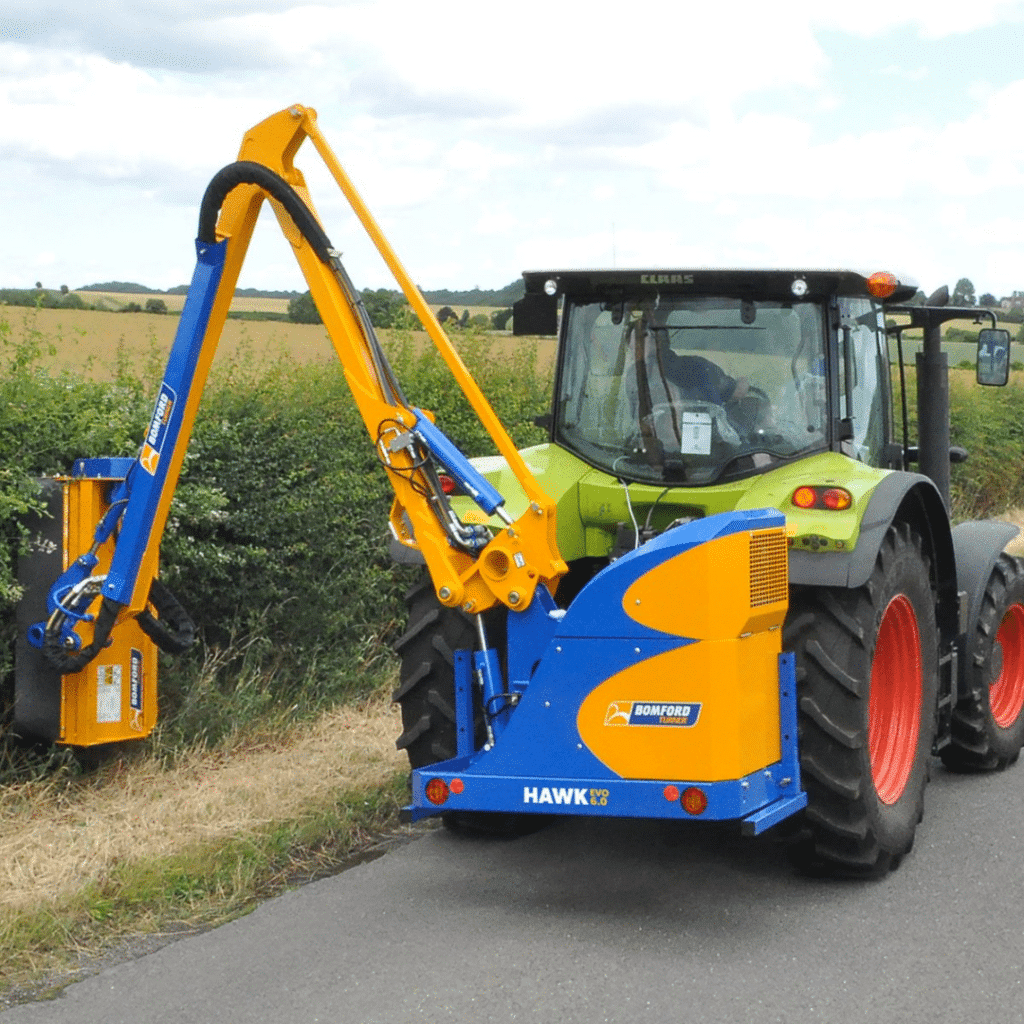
[[783, 522, 938, 877], [393, 575, 483, 767], [942, 553, 1024, 771]]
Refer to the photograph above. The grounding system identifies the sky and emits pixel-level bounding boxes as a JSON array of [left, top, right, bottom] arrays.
[[2, 1, 1023, 299]]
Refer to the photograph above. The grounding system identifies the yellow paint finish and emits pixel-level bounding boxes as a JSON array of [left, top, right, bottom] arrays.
[[60, 477, 159, 746], [623, 529, 787, 640], [576, 631, 782, 781]]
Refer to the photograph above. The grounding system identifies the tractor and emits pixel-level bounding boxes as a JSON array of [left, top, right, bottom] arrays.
[[393, 268, 1024, 876], [9, 105, 1022, 879]]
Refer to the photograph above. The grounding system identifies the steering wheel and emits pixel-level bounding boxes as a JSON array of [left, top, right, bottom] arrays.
[[725, 386, 771, 438]]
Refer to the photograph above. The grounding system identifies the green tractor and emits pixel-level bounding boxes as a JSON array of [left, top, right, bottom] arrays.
[[393, 267, 1024, 876]]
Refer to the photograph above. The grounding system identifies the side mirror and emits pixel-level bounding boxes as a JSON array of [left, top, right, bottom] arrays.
[[512, 293, 558, 336], [977, 327, 1011, 386]]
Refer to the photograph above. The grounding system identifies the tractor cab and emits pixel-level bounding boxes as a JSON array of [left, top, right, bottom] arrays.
[[517, 269, 918, 486]]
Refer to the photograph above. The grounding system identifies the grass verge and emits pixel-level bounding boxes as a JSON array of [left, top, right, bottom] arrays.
[[0, 690, 413, 1000]]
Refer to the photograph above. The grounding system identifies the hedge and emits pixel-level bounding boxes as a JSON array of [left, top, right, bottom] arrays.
[[3, 307, 1024, 756]]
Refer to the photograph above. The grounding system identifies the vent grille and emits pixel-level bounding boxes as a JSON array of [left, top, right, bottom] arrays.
[[749, 529, 788, 607]]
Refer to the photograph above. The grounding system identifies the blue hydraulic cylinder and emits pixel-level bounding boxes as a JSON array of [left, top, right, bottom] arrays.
[[411, 410, 506, 517]]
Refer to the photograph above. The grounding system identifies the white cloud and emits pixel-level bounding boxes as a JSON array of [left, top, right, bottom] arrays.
[[809, 0, 1024, 36], [0, 1, 1022, 296]]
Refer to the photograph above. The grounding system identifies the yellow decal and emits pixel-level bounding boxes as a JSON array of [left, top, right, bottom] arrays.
[[623, 528, 787, 639], [140, 444, 160, 475], [577, 632, 782, 781]]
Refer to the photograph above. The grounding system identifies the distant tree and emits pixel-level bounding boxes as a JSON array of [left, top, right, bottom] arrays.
[[437, 306, 457, 325], [361, 288, 411, 329], [145, 298, 167, 314], [288, 291, 322, 324], [979, 292, 997, 307], [459, 309, 470, 328], [34, 281, 42, 290], [121, 302, 142, 313], [491, 308, 513, 331], [60, 284, 69, 295], [952, 278, 976, 306]]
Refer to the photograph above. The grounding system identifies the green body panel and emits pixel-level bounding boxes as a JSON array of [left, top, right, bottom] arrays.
[[455, 445, 891, 563]]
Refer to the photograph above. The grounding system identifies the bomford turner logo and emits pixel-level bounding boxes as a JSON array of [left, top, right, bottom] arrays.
[[604, 701, 702, 727], [140, 383, 176, 475]]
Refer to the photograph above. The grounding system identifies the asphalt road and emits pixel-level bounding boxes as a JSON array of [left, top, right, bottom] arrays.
[[5, 759, 1024, 1024]]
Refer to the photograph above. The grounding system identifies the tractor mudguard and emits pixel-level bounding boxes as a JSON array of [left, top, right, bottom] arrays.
[[789, 471, 952, 589], [790, 471, 959, 646], [952, 519, 1020, 657]]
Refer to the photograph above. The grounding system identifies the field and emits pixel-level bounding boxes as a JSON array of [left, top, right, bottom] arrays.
[[78, 291, 292, 316], [0, 301, 550, 382]]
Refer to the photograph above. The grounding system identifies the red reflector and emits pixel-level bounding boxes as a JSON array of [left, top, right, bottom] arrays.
[[867, 271, 899, 299], [438, 473, 456, 495], [792, 486, 816, 509], [663, 785, 680, 802], [681, 787, 708, 816], [823, 487, 852, 510], [450, 778, 464, 795], [793, 485, 853, 511], [425, 778, 450, 805]]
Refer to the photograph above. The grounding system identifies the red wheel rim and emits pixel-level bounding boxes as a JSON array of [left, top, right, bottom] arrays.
[[990, 603, 1024, 728], [869, 595, 923, 805]]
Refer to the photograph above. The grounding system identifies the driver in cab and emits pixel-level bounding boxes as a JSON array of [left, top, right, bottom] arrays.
[[644, 306, 749, 406]]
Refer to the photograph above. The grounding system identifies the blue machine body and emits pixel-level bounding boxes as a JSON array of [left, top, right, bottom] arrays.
[[405, 509, 808, 835]]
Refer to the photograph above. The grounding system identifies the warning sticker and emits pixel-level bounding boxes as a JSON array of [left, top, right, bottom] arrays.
[[96, 664, 123, 724], [680, 411, 712, 455]]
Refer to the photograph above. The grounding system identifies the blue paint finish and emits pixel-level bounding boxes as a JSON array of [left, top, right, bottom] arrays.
[[405, 757, 802, 825], [454, 649, 475, 760], [505, 584, 560, 690], [403, 512, 807, 836], [404, 653, 808, 832], [412, 409, 506, 515], [475, 635, 684, 779], [72, 458, 135, 479], [101, 239, 228, 605]]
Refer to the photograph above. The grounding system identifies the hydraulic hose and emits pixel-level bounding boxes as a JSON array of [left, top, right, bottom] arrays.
[[137, 578, 196, 655], [43, 596, 122, 675], [198, 161, 334, 261]]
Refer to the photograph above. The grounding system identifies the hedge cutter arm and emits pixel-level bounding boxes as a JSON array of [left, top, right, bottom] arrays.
[[33, 104, 567, 672]]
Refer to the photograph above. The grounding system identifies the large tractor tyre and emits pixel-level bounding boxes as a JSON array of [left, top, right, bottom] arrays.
[[392, 576, 547, 837], [783, 522, 939, 878], [942, 553, 1024, 772], [393, 575, 484, 767]]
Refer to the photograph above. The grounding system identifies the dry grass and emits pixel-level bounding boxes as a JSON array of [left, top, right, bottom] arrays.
[[0, 304, 553, 383], [0, 692, 405, 916], [77, 292, 291, 316], [0, 305, 336, 380]]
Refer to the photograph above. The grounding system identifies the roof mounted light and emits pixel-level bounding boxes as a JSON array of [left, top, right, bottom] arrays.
[[867, 271, 899, 299], [543, 278, 558, 296], [791, 278, 808, 297]]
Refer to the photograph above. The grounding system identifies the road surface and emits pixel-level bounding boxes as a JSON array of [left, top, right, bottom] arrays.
[[4, 760, 1024, 1023]]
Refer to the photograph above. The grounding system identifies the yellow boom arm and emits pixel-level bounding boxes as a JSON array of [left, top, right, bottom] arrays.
[[143, 104, 566, 618]]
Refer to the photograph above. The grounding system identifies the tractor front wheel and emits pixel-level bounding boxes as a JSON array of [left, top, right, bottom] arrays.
[[942, 553, 1024, 771], [784, 522, 938, 877]]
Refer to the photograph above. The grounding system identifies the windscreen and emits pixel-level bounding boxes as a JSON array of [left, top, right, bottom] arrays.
[[556, 296, 829, 484]]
